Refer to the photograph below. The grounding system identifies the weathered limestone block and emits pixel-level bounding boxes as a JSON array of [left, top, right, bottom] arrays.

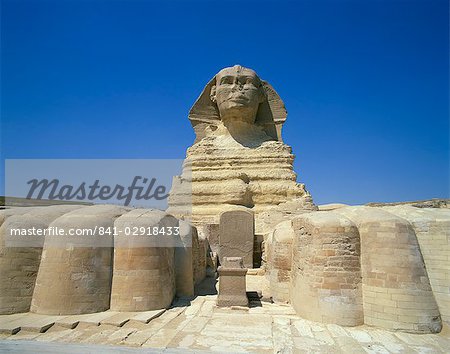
[[0, 205, 83, 314], [290, 212, 363, 326], [192, 227, 207, 285], [197, 223, 219, 254], [219, 209, 254, 268], [110, 209, 177, 311], [174, 220, 195, 298], [266, 220, 294, 303], [0, 207, 39, 314], [217, 257, 248, 307], [336, 206, 442, 333], [31, 205, 130, 315], [168, 65, 315, 227], [382, 206, 450, 324]]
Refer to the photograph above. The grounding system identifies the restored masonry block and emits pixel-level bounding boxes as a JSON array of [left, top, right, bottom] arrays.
[[0, 207, 41, 315], [174, 220, 196, 298], [0, 205, 83, 314], [192, 227, 207, 285], [290, 212, 364, 326], [383, 206, 450, 325], [31, 205, 130, 315], [266, 220, 294, 303], [336, 206, 442, 333], [217, 257, 248, 307], [110, 209, 177, 311]]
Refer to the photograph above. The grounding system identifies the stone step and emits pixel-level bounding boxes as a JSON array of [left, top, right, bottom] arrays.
[[100, 312, 134, 327], [0, 313, 67, 334], [1, 308, 174, 337], [56, 311, 119, 328], [54, 317, 81, 329], [0, 313, 29, 335], [12, 309, 168, 333], [130, 309, 166, 324]]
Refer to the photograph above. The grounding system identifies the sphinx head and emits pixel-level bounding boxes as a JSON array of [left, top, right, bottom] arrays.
[[188, 65, 287, 143], [210, 65, 266, 125]]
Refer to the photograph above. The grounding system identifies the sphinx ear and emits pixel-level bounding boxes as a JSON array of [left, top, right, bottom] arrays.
[[210, 85, 217, 103]]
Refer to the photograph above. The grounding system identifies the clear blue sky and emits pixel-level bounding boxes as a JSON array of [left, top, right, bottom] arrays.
[[1, 0, 448, 205]]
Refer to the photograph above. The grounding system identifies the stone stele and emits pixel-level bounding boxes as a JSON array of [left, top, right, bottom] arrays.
[[219, 208, 254, 268]]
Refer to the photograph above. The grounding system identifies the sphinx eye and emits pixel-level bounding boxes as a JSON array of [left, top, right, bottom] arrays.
[[220, 76, 233, 85], [241, 77, 256, 86]]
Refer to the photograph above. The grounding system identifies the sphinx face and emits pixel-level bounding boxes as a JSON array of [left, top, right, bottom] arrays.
[[211, 66, 265, 125]]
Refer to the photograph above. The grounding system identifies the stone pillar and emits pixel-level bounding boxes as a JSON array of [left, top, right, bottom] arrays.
[[217, 257, 248, 307], [219, 209, 254, 268]]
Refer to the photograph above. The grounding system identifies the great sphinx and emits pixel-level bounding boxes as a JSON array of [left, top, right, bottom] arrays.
[[167, 65, 316, 227]]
